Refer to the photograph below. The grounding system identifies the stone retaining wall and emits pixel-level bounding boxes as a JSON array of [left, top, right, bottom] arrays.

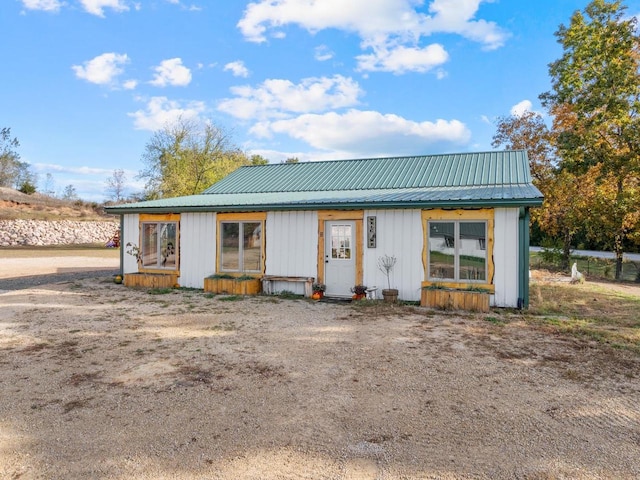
[[0, 220, 119, 247]]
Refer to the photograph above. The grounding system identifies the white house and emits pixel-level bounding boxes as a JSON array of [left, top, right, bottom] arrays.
[[105, 151, 543, 308]]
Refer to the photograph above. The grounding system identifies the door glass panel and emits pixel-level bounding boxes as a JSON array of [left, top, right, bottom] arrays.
[[142, 223, 158, 267], [458, 222, 486, 281], [330, 224, 352, 260], [242, 222, 261, 272], [429, 222, 455, 280], [159, 223, 177, 268], [221, 223, 239, 270]]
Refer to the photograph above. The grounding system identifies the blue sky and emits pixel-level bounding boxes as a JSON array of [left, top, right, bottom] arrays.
[[4, 0, 638, 201]]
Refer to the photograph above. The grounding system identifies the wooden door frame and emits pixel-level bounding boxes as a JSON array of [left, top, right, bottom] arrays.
[[317, 210, 363, 285]]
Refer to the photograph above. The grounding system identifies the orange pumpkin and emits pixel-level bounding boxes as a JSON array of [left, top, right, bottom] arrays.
[[312, 292, 321, 300]]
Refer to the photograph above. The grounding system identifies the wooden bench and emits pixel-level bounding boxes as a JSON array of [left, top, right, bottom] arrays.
[[261, 275, 315, 297]]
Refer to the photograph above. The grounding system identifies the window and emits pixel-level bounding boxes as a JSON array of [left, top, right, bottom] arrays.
[[330, 224, 352, 259], [428, 220, 487, 282], [220, 221, 262, 272], [141, 221, 178, 269]]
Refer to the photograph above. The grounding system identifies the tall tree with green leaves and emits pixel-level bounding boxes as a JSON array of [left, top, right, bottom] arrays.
[[139, 118, 251, 199], [540, 0, 640, 279]]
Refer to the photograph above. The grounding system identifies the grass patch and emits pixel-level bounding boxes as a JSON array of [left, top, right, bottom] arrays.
[[277, 290, 303, 299], [218, 295, 244, 302], [484, 316, 505, 326], [148, 288, 174, 295], [527, 281, 640, 353]]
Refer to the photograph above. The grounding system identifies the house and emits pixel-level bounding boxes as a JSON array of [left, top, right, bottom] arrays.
[[105, 150, 543, 308]]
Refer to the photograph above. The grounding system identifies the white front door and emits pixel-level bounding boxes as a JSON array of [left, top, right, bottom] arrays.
[[324, 221, 356, 297]]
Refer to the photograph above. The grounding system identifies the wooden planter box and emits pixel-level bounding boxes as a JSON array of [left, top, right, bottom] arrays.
[[124, 273, 178, 289], [421, 288, 490, 312], [204, 277, 262, 295]]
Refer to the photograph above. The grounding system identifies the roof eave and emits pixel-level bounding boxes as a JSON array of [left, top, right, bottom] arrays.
[[104, 197, 544, 215]]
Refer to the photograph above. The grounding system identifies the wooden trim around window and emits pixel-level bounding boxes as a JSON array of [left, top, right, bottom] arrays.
[[421, 208, 495, 291], [216, 212, 266, 274], [138, 214, 180, 275], [317, 210, 363, 285]]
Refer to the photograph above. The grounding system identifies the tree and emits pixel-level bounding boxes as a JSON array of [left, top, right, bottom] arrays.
[[540, 0, 640, 279], [283, 157, 299, 164], [492, 111, 555, 185], [249, 154, 269, 165], [138, 118, 250, 199], [0, 127, 21, 188], [42, 173, 56, 197], [105, 169, 127, 202], [62, 184, 78, 200]]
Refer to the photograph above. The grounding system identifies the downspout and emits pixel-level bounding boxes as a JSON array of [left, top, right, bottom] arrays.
[[517, 207, 531, 309]]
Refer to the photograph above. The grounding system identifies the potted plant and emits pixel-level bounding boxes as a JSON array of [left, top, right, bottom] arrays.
[[351, 284, 368, 300], [378, 254, 398, 303], [312, 282, 326, 299]]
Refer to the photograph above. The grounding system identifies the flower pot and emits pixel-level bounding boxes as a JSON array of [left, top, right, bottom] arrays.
[[382, 288, 398, 303]]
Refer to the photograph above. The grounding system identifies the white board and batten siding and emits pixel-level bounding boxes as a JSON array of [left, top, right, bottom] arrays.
[[362, 210, 424, 302], [122, 214, 139, 274], [265, 211, 318, 295], [179, 213, 217, 289], [492, 208, 520, 308]]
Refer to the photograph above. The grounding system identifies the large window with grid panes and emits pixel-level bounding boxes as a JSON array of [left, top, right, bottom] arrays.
[[427, 220, 487, 282], [217, 213, 266, 274]]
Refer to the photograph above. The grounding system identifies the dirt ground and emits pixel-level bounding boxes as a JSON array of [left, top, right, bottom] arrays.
[[0, 257, 639, 479]]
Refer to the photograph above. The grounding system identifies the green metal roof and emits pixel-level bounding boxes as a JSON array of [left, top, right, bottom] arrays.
[[204, 150, 533, 194], [106, 151, 543, 214]]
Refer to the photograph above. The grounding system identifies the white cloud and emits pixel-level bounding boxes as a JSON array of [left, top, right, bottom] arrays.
[[165, 0, 201, 11], [33, 162, 116, 176], [237, 0, 508, 73], [122, 79, 138, 90], [79, 0, 129, 17], [423, 0, 506, 50], [356, 43, 448, 74], [314, 45, 334, 62], [72, 52, 129, 86], [224, 61, 250, 78], [150, 58, 192, 87], [20, 0, 63, 12], [218, 75, 362, 120], [510, 99, 533, 117], [250, 109, 470, 155], [128, 96, 206, 131]]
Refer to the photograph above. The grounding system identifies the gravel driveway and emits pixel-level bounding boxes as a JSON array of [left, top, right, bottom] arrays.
[[0, 255, 118, 290], [0, 259, 639, 479]]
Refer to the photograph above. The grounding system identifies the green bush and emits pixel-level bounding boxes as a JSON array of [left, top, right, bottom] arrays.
[[18, 180, 36, 195]]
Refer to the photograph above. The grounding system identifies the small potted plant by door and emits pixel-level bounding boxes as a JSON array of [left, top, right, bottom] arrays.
[[312, 282, 326, 300], [351, 284, 368, 300], [378, 254, 398, 303]]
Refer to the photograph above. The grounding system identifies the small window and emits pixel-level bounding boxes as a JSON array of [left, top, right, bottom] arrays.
[[220, 221, 262, 273], [141, 221, 178, 269], [428, 221, 487, 282]]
